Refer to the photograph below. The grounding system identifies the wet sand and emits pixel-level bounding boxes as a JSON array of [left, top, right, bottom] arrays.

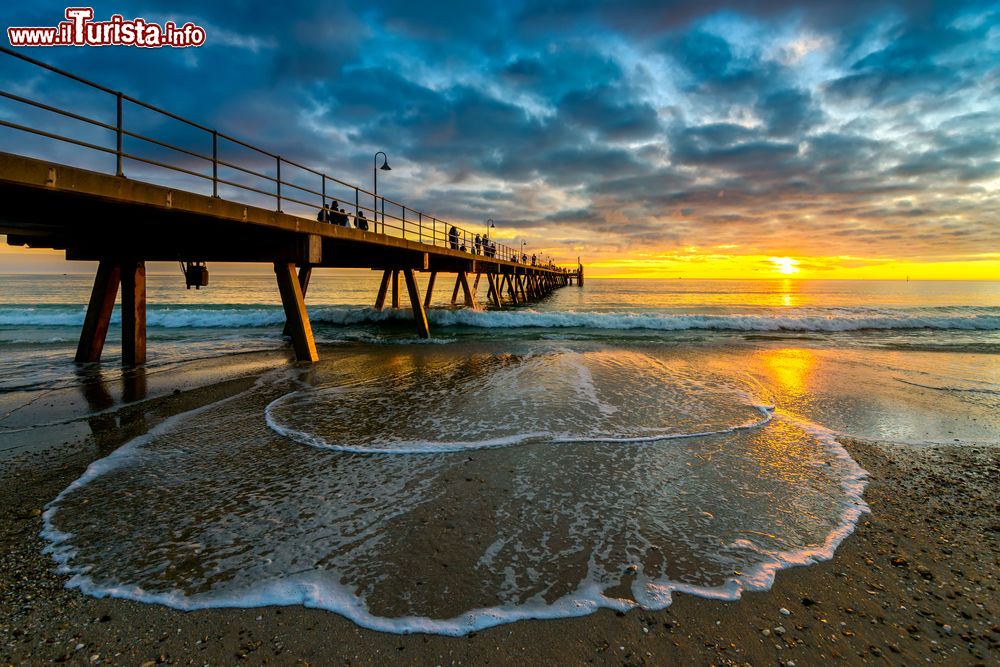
[[1, 370, 998, 665]]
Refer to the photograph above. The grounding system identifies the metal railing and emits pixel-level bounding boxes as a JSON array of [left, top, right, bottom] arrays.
[[0, 45, 573, 273]]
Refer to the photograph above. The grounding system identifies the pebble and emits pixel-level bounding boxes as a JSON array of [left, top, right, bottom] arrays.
[[762, 628, 771, 637], [942, 624, 953, 635], [779, 607, 791, 616], [774, 626, 786, 636]]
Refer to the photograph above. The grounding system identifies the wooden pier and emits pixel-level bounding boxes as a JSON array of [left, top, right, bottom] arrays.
[[0, 46, 583, 366], [0, 152, 580, 365]]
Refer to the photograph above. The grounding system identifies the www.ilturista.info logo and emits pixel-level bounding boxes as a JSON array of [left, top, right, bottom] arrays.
[[7, 7, 207, 48]]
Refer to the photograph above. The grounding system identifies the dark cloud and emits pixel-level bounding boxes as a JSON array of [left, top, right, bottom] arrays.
[[2, 0, 998, 262], [759, 88, 823, 137], [557, 86, 662, 141]]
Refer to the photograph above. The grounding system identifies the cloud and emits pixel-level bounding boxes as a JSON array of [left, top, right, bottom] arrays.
[[2, 0, 998, 268]]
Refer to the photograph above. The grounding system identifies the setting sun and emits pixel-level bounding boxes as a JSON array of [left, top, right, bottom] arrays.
[[769, 257, 800, 275]]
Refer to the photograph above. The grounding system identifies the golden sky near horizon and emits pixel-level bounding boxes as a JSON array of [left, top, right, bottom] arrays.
[[3, 238, 998, 280]]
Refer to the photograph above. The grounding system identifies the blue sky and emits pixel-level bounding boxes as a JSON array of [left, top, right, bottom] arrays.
[[2, 1, 999, 276]]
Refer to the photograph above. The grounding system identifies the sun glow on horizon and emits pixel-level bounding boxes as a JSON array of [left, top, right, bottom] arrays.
[[770, 257, 800, 275]]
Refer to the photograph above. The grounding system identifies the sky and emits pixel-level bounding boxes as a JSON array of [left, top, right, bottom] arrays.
[[1, 1, 999, 278]]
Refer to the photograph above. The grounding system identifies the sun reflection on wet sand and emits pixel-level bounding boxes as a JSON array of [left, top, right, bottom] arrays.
[[756, 348, 818, 405]]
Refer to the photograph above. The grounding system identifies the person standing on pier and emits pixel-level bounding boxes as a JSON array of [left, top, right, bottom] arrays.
[[317, 203, 333, 223], [475, 234, 482, 255], [449, 226, 459, 250], [329, 201, 349, 226]]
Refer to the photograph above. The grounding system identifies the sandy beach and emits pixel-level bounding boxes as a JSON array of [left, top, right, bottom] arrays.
[[2, 363, 997, 666]]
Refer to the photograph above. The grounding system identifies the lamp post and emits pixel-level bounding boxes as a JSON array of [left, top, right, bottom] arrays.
[[484, 219, 495, 258], [520, 240, 526, 263], [373, 151, 391, 233]]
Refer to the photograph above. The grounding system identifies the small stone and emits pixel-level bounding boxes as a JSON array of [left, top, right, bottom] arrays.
[[915, 565, 934, 580], [942, 624, 953, 635], [75, 644, 85, 651], [779, 607, 791, 616], [625, 564, 639, 573], [140, 662, 156, 667], [891, 556, 909, 567], [774, 626, 786, 636], [762, 628, 771, 637]]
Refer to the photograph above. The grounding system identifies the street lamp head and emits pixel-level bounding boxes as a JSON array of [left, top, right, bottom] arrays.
[[380, 161, 391, 171], [375, 151, 391, 171]]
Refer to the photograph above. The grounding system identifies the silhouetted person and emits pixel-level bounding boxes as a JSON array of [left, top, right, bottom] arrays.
[[531, 254, 536, 266], [326, 200, 347, 226], [449, 226, 459, 250], [475, 234, 482, 255], [354, 208, 376, 232], [522, 253, 527, 263], [356, 209, 369, 231], [317, 203, 333, 223]]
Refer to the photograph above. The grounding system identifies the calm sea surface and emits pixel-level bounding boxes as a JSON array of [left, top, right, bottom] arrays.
[[3, 275, 998, 634]]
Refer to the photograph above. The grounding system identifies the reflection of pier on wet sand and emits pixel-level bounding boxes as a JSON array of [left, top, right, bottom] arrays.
[[0, 46, 583, 367]]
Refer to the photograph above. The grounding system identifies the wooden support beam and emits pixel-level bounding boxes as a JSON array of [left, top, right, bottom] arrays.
[[457, 271, 477, 308], [282, 265, 312, 336], [75, 260, 120, 363], [391, 270, 401, 309], [424, 271, 437, 309], [473, 273, 482, 291], [505, 274, 519, 304], [451, 274, 461, 305], [517, 274, 527, 302], [403, 269, 430, 339], [374, 269, 391, 310], [486, 272, 503, 308], [120, 260, 146, 367], [274, 261, 319, 362]]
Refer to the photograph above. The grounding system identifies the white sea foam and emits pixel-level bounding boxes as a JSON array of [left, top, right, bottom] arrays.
[[41, 349, 870, 636]]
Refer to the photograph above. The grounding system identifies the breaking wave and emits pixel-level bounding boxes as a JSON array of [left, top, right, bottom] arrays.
[[2, 305, 998, 332]]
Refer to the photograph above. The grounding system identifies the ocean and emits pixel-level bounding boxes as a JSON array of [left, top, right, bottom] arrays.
[[2, 274, 998, 634]]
